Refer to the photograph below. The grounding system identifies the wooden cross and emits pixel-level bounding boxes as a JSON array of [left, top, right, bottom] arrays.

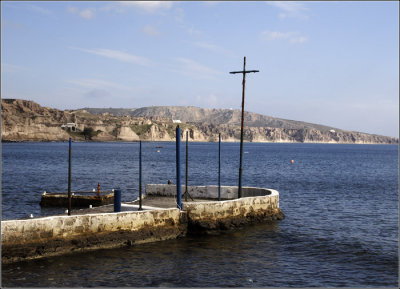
[[230, 56, 259, 198]]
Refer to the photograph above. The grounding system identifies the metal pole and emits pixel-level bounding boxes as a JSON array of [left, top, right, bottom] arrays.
[[238, 56, 246, 198], [230, 57, 259, 199], [185, 131, 188, 202], [218, 133, 221, 201], [139, 140, 142, 210], [176, 126, 182, 209], [114, 189, 121, 212], [68, 138, 72, 215]]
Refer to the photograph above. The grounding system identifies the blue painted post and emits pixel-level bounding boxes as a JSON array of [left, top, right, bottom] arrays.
[[218, 133, 221, 201], [68, 138, 72, 215], [139, 140, 142, 211], [176, 126, 182, 210], [114, 189, 121, 212]]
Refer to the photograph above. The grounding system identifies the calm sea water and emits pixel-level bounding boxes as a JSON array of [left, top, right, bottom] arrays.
[[1, 142, 398, 287]]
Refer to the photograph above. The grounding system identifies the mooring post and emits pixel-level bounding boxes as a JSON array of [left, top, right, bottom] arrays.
[[68, 137, 72, 215], [218, 133, 221, 201], [230, 56, 259, 198], [176, 126, 182, 210], [185, 131, 188, 202], [139, 140, 142, 211], [114, 189, 121, 212]]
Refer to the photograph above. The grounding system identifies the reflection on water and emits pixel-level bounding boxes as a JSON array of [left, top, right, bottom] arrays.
[[2, 219, 397, 287], [2, 222, 283, 287]]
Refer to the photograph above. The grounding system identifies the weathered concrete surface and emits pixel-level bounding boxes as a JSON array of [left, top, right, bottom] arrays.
[[185, 190, 284, 233], [2, 185, 284, 264], [130, 195, 212, 209], [147, 184, 241, 200], [1, 208, 187, 264], [146, 185, 283, 233], [146, 184, 275, 199]]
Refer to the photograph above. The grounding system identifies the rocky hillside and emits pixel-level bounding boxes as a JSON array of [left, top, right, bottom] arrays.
[[84, 106, 339, 131], [2, 99, 398, 144]]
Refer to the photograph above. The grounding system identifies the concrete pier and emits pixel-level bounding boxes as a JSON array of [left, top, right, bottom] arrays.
[[1, 185, 284, 264]]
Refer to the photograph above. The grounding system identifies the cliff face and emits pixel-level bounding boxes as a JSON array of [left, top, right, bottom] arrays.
[[1, 99, 203, 142], [1, 99, 74, 141], [1, 99, 398, 144], [86, 105, 341, 131]]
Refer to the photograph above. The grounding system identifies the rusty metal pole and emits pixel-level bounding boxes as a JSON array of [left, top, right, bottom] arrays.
[[139, 140, 142, 210], [218, 133, 221, 201], [238, 57, 246, 198], [230, 57, 259, 199], [185, 131, 188, 202], [68, 138, 72, 215]]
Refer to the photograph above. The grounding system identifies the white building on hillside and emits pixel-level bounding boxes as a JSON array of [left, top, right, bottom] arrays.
[[61, 123, 77, 132]]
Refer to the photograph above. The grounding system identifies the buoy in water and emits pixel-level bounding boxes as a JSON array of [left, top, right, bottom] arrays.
[[291, 160, 294, 164]]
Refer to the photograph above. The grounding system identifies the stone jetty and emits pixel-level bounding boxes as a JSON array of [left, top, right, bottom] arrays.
[[1, 185, 284, 264]]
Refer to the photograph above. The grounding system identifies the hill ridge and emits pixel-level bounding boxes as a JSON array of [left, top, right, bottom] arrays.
[[82, 105, 343, 132], [1, 99, 398, 144]]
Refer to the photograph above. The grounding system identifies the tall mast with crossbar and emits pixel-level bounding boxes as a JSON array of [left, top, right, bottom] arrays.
[[230, 56, 259, 198]]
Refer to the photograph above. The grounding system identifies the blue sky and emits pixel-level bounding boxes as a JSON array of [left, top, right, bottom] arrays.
[[1, 1, 399, 137]]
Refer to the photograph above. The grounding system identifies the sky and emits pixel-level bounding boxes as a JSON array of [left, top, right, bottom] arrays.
[[1, 1, 399, 137]]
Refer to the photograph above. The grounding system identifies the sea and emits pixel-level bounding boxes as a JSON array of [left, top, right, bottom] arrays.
[[1, 141, 398, 287]]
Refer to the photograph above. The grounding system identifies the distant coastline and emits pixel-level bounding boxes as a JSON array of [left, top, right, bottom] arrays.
[[1, 140, 398, 145], [1, 99, 398, 145]]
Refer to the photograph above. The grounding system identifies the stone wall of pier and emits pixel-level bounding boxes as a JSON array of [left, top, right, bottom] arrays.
[[185, 190, 283, 232], [2, 185, 283, 264], [1, 208, 187, 264], [146, 185, 283, 232]]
